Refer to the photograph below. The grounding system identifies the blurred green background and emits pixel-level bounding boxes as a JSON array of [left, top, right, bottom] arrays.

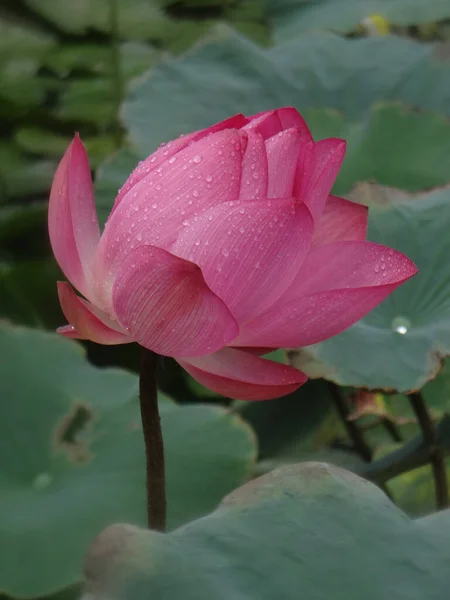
[[1, 1, 450, 598]]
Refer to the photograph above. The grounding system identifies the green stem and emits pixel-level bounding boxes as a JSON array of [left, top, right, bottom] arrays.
[[109, 0, 124, 147], [139, 348, 166, 531], [409, 392, 448, 509], [328, 383, 372, 462]]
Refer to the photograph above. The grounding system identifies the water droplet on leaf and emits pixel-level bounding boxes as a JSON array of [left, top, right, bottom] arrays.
[[391, 317, 411, 335]]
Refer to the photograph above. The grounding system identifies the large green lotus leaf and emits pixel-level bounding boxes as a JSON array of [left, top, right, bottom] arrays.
[[290, 186, 450, 392], [267, 0, 450, 42], [122, 31, 450, 154], [82, 462, 450, 600], [0, 324, 256, 598], [305, 104, 450, 193]]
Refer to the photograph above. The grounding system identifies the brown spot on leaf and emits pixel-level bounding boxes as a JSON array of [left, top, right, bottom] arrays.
[[54, 402, 93, 463]]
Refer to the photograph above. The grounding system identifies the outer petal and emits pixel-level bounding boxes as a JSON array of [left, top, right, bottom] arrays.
[[266, 127, 303, 198], [95, 129, 245, 304], [239, 132, 268, 200], [113, 113, 249, 210], [312, 195, 368, 247], [112, 245, 239, 357], [234, 241, 417, 348], [57, 282, 130, 345], [294, 138, 346, 221], [48, 135, 100, 299], [178, 348, 307, 401], [171, 198, 314, 324]]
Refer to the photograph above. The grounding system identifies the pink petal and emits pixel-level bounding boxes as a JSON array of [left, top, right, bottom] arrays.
[[245, 107, 313, 143], [111, 245, 239, 357], [266, 127, 303, 198], [178, 347, 307, 401], [312, 195, 368, 247], [95, 129, 245, 296], [244, 110, 283, 139], [234, 241, 417, 348], [57, 325, 82, 339], [48, 135, 100, 299], [113, 113, 248, 210], [57, 282, 131, 345], [239, 132, 268, 199], [294, 138, 346, 221], [171, 198, 314, 324], [275, 107, 313, 141]]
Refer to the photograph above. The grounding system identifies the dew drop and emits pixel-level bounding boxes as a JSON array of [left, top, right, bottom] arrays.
[[192, 155, 202, 164], [192, 189, 199, 198], [374, 265, 380, 273], [152, 202, 157, 209], [391, 317, 411, 335], [182, 219, 189, 226], [205, 174, 213, 183], [155, 184, 162, 191], [137, 233, 142, 242], [168, 156, 177, 164], [252, 172, 259, 180]]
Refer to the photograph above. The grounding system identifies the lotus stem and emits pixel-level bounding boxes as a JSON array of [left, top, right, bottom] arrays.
[[139, 348, 166, 531], [328, 383, 372, 462], [408, 392, 449, 509]]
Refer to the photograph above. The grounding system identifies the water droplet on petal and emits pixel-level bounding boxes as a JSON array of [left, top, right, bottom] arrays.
[[182, 219, 189, 226], [192, 155, 202, 164], [205, 174, 213, 183], [391, 317, 411, 335], [168, 156, 177, 164], [192, 189, 199, 198]]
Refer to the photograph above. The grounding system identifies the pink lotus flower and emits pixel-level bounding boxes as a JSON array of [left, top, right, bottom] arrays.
[[49, 108, 417, 401]]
